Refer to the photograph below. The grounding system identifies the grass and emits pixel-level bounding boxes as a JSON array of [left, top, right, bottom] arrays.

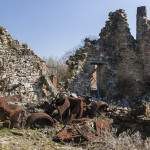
[[0, 124, 150, 150], [86, 131, 150, 150], [0, 128, 82, 150]]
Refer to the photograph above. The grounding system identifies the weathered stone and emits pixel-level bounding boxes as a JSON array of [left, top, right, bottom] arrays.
[[66, 6, 150, 100], [0, 27, 58, 105]]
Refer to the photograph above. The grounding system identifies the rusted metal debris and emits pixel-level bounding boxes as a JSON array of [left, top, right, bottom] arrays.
[[47, 95, 108, 123], [1, 94, 150, 143], [53, 119, 113, 143], [84, 100, 108, 118], [53, 126, 81, 142], [26, 112, 55, 128], [94, 119, 112, 136], [55, 96, 70, 122], [68, 96, 84, 121], [0, 94, 111, 129], [0, 97, 26, 128]]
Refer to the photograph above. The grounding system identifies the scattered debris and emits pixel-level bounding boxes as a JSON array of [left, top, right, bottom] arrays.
[[0, 97, 26, 128], [54, 118, 112, 143], [1, 5, 150, 150], [26, 112, 55, 128], [94, 119, 112, 136]]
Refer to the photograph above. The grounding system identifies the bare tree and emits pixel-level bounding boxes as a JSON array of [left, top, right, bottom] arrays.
[[46, 56, 68, 85]]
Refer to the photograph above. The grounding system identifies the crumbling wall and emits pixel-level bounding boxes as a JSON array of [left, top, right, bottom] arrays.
[[67, 6, 150, 99], [0, 26, 57, 104], [141, 31, 150, 83], [66, 39, 97, 96], [98, 9, 143, 98], [91, 9, 144, 98]]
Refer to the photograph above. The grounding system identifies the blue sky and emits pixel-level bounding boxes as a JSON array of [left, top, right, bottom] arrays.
[[0, 0, 150, 58]]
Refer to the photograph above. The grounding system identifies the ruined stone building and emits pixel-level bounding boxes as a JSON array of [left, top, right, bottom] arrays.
[[67, 6, 150, 100], [0, 27, 57, 103]]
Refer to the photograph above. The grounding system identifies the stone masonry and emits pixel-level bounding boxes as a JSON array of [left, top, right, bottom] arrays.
[[0, 26, 57, 104], [67, 6, 150, 100]]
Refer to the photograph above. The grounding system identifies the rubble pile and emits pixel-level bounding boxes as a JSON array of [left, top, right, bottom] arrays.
[[1, 94, 150, 146], [53, 118, 112, 143], [0, 94, 112, 142]]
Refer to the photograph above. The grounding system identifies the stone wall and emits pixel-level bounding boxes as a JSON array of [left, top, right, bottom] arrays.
[[98, 9, 143, 98], [66, 39, 97, 96], [67, 6, 150, 100], [0, 26, 57, 104], [137, 6, 150, 93]]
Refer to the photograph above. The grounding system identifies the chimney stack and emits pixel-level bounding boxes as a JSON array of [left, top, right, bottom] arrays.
[[136, 6, 148, 40]]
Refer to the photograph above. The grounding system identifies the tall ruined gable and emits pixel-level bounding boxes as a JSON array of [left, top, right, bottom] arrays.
[[98, 9, 143, 98], [67, 7, 148, 99], [0, 26, 57, 103]]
